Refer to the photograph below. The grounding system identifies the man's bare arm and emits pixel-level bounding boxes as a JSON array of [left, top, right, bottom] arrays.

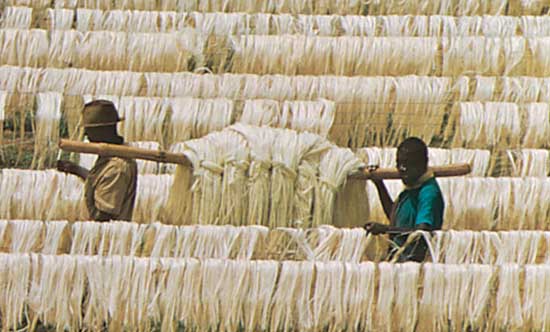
[[57, 160, 89, 180], [372, 179, 394, 223]]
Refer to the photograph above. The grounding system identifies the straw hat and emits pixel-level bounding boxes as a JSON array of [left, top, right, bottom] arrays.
[[81, 100, 124, 128]]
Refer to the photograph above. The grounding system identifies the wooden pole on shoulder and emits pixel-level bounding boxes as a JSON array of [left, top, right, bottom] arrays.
[[59, 139, 471, 179]]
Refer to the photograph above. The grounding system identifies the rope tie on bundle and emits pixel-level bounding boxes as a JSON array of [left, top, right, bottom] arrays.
[[200, 161, 224, 175], [319, 177, 339, 193], [271, 161, 298, 180]]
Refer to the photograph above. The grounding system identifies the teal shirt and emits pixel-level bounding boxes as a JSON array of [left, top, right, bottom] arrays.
[[391, 177, 444, 261]]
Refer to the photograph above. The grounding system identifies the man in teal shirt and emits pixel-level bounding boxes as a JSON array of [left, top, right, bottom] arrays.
[[364, 137, 444, 262]]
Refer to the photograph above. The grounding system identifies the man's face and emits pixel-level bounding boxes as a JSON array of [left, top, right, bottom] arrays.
[[84, 126, 113, 143], [396, 149, 426, 186]]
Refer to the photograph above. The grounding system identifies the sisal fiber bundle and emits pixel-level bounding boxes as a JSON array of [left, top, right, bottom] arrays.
[[46, 8, 75, 30], [1, 6, 33, 29], [117, 96, 168, 144], [32, 92, 63, 169]]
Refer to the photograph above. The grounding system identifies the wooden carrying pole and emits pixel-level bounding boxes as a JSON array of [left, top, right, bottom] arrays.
[[59, 139, 471, 179], [58, 139, 193, 168]]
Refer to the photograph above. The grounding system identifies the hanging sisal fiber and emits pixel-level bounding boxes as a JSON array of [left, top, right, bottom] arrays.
[[116, 96, 168, 144], [169, 97, 234, 143], [0, 29, 49, 67], [46, 8, 75, 30], [506, 149, 549, 177], [231, 36, 438, 76], [1, 6, 33, 29], [76, 8, 184, 32], [454, 102, 521, 148], [32, 92, 63, 169]]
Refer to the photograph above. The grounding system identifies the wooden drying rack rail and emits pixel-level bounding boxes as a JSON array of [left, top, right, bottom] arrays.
[[58, 139, 471, 179]]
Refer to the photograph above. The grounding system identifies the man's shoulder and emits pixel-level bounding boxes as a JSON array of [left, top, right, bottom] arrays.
[[104, 157, 138, 175], [419, 178, 443, 198]]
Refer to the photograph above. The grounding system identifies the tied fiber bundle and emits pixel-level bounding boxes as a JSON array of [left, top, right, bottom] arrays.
[[232, 124, 274, 226], [216, 131, 250, 225], [314, 147, 366, 228], [165, 125, 366, 227], [1, 6, 33, 29]]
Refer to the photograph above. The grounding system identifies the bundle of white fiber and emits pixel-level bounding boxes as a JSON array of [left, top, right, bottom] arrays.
[[216, 131, 250, 225], [134, 174, 173, 223], [496, 231, 542, 264], [430, 230, 480, 264], [270, 261, 315, 332], [456, 102, 521, 147], [418, 264, 455, 330], [506, 149, 549, 177], [443, 37, 526, 76], [280, 99, 335, 137], [243, 260, 279, 332], [340, 15, 377, 36], [123, 257, 160, 331], [126, 141, 161, 174], [392, 76, 449, 145], [9, 220, 43, 253], [77, 31, 128, 70], [232, 36, 437, 76], [41, 220, 68, 254], [91, 70, 143, 96], [269, 128, 301, 228], [394, 262, 421, 332], [98, 221, 147, 256], [374, 262, 395, 331], [312, 261, 346, 330], [520, 16, 550, 37], [240, 99, 281, 126], [1, 6, 33, 29], [28, 254, 81, 329], [450, 148, 491, 176], [522, 103, 550, 148], [509, 178, 546, 229], [32, 92, 63, 169], [177, 134, 224, 225], [530, 38, 550, 76], [48, 30, 82, 68], [296, 14, 338, 36], [46, 8, 74, 30], [493, 264, 524, 330], [214, 259, 249, 331], [314, 147, 366, 228], [231, 124, 274, 226], [128, 31, 203, 72], [0, 29, 48, 67], [0, 90, 6, 152], [311, 225, 369, 262], [358, 147, 397, 168], [500, 77, 542, 102], [191, 12, 248, 35], [169, 97, 234, 143], [117, 97, 168, 144], [523, 265, 550, 330], [292, 132, 331, 226], [379, 15, 416, 36], [0, 253, 31, 331], [70, 221, 102, 255]]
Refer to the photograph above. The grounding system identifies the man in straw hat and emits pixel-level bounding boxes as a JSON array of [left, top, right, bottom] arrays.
[[57, 100, 138, 221], [364, 137, 444, 262]]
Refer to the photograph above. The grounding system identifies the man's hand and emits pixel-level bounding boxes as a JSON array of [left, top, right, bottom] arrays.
[[57, 160, 79, 174], [367, 164, 383, 183], [364, 222, 389, 235]]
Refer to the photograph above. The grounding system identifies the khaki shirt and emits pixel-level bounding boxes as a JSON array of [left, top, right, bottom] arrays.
[[84, 156, 137, 221]]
